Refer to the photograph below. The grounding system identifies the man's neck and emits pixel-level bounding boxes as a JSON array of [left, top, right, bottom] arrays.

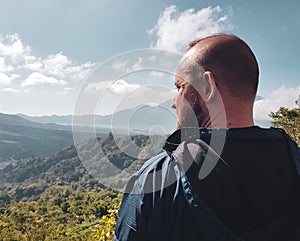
[[202, 105, 255, 129]]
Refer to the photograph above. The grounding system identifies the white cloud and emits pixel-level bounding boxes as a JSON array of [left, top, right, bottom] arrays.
[[2, 87, 19, 93], [110, 57, 144, 73], [23, 55, 43, 71], [42, 53, 71, 77], [84, 80, 112, 93], [110, 79, 140, 94], [0, 33, 94, 90], [111, 60, 129, 72], [84, 79, 141, 95], [0, 33, 31, 59], [131, 57, 143, 71], [56, 87, 73, 95], [0, 72, 11, 84], [148, 5, 232, 53], [35, 52, 94, 82], [254, 85, 300, 120], [22, 72, 67, 87]]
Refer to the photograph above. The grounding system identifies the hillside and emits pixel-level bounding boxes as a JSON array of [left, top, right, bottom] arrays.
[[0, 112, 169, 240], [0, 133, 167, 240], [0, 113, 108, 162], [0, 133, 166, 200]]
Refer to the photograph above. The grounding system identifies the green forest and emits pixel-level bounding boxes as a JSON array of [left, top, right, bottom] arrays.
[[0, 186, 121, 240], [0, 133, 166, 241]]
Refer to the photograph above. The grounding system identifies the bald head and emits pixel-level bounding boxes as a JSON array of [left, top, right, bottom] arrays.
[[187, 34, 259, 102]]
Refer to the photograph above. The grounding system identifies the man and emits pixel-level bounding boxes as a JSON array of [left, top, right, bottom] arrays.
[[114, 34, 300, 241]]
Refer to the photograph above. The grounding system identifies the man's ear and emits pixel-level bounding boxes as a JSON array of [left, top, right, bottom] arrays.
[[202, 71, 217, 102]]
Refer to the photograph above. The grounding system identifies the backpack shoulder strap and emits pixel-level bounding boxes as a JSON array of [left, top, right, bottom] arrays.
[[172, 139, 244, 241]]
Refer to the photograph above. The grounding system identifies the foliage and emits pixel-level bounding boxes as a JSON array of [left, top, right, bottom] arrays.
[[93, 206, 119, 241], [0, 133, 167, 240], [269, 107, 300, 145], [0, 186, 122, 241], [0, 134, 165, 192]]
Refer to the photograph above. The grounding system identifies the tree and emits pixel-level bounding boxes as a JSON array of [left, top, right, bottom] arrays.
[[269, 107, 300, 145], [93, 206, 119, 241]]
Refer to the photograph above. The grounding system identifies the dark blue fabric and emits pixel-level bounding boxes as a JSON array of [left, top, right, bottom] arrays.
[[114, 152, 242, 241], [114, 127, 300, 241]]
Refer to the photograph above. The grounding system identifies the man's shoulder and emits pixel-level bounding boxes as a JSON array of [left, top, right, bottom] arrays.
[[125, 151, 178, 195], [135, 151, 171, 175]]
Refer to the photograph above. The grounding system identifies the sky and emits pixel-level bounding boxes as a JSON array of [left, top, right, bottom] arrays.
[[0, 0, 299, 123]]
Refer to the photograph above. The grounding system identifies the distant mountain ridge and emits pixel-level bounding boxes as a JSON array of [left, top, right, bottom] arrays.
[[0, 113, 67, 129], [0, 113, 109, 162], [18, 113, 74, 126], [18, 101, 178, 133], [0, 102, 175, 163]]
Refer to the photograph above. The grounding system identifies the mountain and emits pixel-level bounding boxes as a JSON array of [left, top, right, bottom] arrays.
[[0, 113, 66, 129], [0, 113, 109, 162], [19, 101, 178, 134], [18, 99, 273, 132], [18, 113, 74, 126], [1, 101, 175, 163]]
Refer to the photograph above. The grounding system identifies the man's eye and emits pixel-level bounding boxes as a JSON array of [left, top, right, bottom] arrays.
[[175, 86, 183, 91]]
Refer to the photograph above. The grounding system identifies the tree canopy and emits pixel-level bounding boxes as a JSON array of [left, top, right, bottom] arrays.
[[269, 107, 300, 145]]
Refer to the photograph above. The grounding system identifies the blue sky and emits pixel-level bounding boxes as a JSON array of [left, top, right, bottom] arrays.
[[0, 0, 299, 122]]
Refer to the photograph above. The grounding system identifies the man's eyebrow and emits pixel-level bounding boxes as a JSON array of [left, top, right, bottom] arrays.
[[174, 80, 182, 86], [175, 77, 185, 83]]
